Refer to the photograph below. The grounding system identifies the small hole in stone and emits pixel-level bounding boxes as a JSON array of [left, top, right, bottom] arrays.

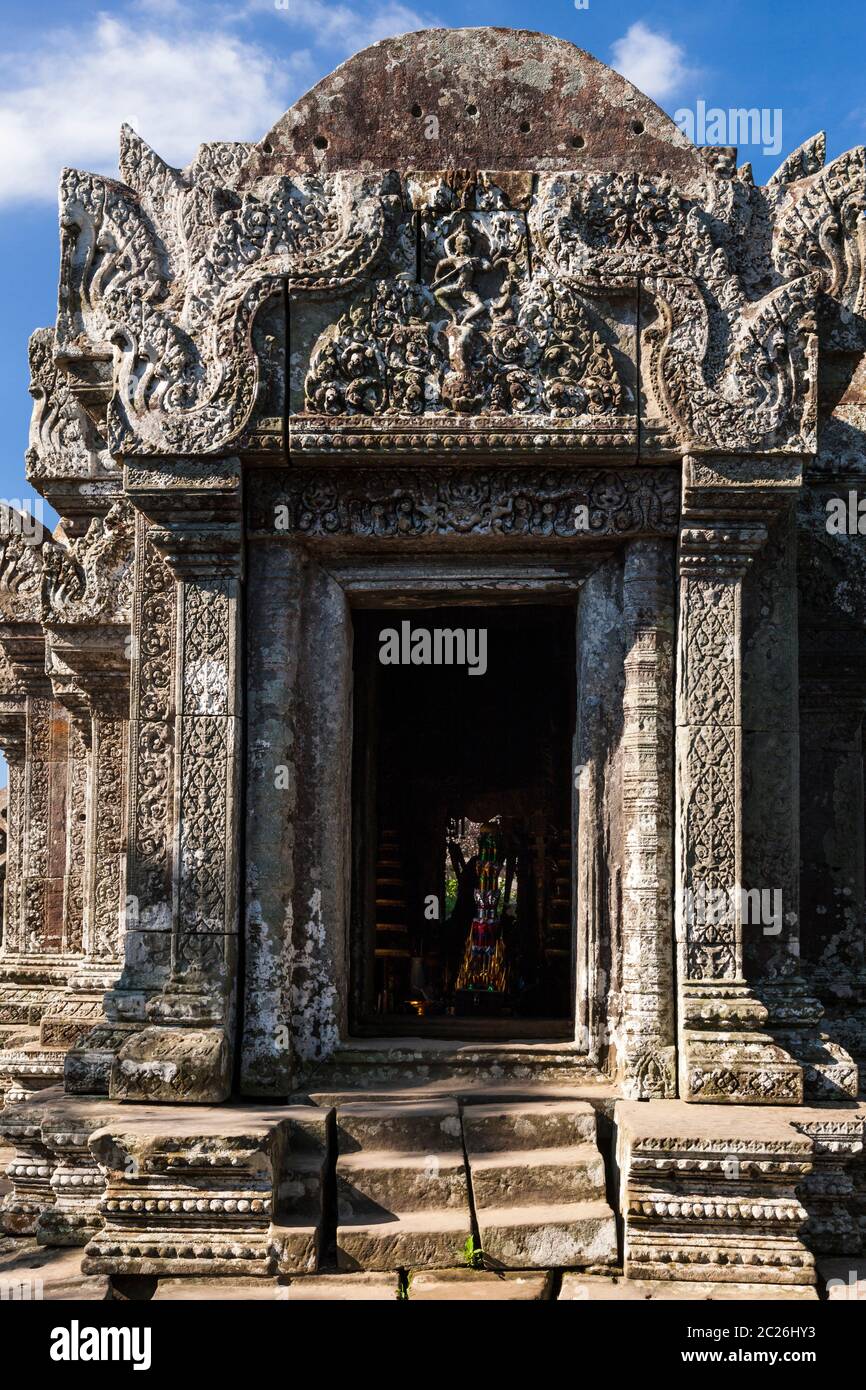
[[632, 120, 645, 135], [519, 120, 531, 134], [313, 135, 328, 150], [466, 103, 478, 116], [262, 140, 273, 155], [570, 135, 585, 149], [411, 104, 423, 118]]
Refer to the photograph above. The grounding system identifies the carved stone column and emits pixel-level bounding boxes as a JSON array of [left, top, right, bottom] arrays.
[[110, 461, 243, 1103], [619, 540, 676, 1097], [0, 703, 30, 1097], [0, 570, 84, 1020], [101, 516, 177, 1037], [40, 624, 130, 1066], [677, 456, 807, 1103], [0, 704, 27, 965], [0, 682, 80, 1100]]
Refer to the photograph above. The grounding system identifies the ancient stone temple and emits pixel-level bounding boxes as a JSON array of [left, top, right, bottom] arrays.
[[1, 27, 865, 1300]]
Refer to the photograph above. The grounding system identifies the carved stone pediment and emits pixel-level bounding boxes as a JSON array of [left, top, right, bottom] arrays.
[[40, 86, 863, 466], [290, 151, 864, 460]]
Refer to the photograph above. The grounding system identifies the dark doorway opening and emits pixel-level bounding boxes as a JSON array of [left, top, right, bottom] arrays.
[[351, 603, 576, 1038]]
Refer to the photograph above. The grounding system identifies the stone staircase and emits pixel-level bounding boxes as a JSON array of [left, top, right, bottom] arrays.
[[269, 1107, 332, 1275], [335, 1094, 617, 1272], [336, 1098, 471, 1270], [464, 1100, 617, 1269]]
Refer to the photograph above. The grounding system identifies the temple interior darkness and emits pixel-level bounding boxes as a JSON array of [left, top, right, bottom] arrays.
[[353, 604, 574, 1030]]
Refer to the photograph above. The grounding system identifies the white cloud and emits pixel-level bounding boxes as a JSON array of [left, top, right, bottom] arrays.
[[0, 0, 439, 206], [610, 21, 691, 103], [0, 13, 295, 205], [275, 0, 434, 53]]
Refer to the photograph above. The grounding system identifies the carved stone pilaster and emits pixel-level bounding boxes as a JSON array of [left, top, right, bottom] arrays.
[[0, 705, 27, 970], [0, 683, 77, 1080], [110, 461, 243, 1103], [31, 521, 134, 1086], [103, 515, 177, 1027], [619, 540, 676, 1097], [676, 456, 812, 1103]]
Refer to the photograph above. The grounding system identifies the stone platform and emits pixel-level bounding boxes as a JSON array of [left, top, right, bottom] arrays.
[[615, 1099, 866, 1287], [0, 1088, 863, 1295]]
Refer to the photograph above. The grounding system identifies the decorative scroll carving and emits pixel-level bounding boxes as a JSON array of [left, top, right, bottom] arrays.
[[172, 578, 236, 954], [772, 148, 866, 314], [56, 146, 396, 455], [40, 89, 862, 461], [26, 328, 118, 484], [23, 699, 53, 952], [42, 501, 135, 625], [90, 717, 126, 964], [2, 758, 25, 957], [532, 172, 825, 454]]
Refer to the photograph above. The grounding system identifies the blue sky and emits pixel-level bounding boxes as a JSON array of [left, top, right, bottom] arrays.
[[0, 0, 863, 523]]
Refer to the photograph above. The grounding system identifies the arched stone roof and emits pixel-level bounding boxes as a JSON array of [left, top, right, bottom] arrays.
[[242, 27, 705, 180]]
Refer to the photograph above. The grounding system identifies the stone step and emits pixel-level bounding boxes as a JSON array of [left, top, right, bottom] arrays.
[[469, 1144, 607, 1207], [337, 1208, 472, 1272], [152, 1273, 402, 1300], [337, 1151, 469, 1217], [282, 1273, 399, 1300], [302, 1041, 606, 1091], [153, 1278, 284, 1301], [277, 1152, 328, 1217], [410, 1269, 553, 1300], [269, 1218, 322, 1275], [336, 1099, 463, 1154], [282, 1109, 333, 1153], [559, 1274, 819, 1301], [462, 1099, 599, 1152], [476, 1200, 618, 1270]]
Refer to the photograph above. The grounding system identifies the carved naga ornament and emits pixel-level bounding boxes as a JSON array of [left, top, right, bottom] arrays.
[[45, 106, 865, 461]]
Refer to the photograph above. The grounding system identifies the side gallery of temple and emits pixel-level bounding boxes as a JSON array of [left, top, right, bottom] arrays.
[[1, 27, 865, 1299]]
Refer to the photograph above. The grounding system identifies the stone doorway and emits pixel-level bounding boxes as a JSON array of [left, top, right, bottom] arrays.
[[240, 469, 680, 1096], [350, 603, 577, 1039]]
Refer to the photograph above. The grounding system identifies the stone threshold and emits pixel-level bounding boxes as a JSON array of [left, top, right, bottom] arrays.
[[297, 1037, 609, 1093]]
